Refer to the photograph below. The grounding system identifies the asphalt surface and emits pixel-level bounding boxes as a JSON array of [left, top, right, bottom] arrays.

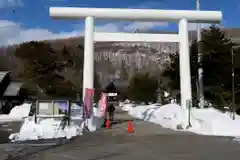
[[0, 121, 22, 143], [22, 131, 240, 160], [1, 109, 240, 160], [0, 120, 68, 160]]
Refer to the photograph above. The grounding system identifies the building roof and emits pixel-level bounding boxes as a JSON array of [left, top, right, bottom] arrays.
[[104, 81, 118, 93], [0, 71, 10, 83], [3, 82, 23, 97]]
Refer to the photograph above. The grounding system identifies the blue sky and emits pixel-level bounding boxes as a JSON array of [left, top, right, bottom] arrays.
[[0, 0, 239, 45]]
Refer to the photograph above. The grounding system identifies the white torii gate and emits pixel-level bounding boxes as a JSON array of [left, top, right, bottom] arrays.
[[49, 7, 222, 108]]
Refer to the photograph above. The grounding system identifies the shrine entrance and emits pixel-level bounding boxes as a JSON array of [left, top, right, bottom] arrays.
[[49, 7, 222, 107]]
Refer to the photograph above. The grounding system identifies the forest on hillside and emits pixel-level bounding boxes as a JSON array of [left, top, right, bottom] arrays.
[[0, 25, 240, 111]]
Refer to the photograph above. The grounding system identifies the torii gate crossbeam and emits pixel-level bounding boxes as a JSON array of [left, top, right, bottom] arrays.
[[49, 7, 222, 108]]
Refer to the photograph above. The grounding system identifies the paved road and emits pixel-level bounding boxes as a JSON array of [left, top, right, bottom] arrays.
[[13, 108, 240, 160], [0, 120, 69, 160], [0, 121, 23, 143], [22, 131, 240, 160]]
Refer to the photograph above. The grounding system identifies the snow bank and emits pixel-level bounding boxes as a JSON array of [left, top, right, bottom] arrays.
[[127, 103, 240, 137], [9, 117, 82, 141], [129, 103, 189, 129], [85, 107, 105, 132], [9, 103, 31, 118], [122, 103, 135, 111], [0, 103, 31, 122], [9, 103, 105, 141]]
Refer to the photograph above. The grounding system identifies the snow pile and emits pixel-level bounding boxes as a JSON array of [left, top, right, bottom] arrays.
[[9, 103, 31, 118], [122, 103, 135, 111], [0, 103, 31, 122], [85, 106, 105, 132], [127, 103, 240, 137], [119, 101, 124, 107], [9, 103, 105, 141], [119, 99, 136, 111], [9, 117, 82, 141], [71, 103, 83, 117]]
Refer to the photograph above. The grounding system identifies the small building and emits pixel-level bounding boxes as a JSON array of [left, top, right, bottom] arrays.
[[0, 71, 27, 113]]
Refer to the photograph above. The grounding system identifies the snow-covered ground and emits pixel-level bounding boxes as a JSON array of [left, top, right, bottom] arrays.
[[9, 117, 83, 141], [122, 103, 240, 138], [6, 100, 240, 141], [3, 103, 105, 142], [0, 103, 31, 122]]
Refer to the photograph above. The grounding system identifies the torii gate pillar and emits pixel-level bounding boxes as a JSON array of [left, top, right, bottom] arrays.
[[49, 7, 222, 108]]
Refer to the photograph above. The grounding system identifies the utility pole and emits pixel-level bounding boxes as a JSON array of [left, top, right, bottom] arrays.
[[231, 47, 236, 120], [197, 0, 204, 108]]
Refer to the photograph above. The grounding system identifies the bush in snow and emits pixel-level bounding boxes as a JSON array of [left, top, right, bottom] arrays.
[[128, 72, 159, 104]]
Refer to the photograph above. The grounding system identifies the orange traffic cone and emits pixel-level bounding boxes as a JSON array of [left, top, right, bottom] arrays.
[[128, 120, 133, 133], [106, 119, 110, 129]]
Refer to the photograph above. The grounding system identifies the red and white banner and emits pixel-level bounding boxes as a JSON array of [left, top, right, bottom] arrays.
[[83, 88, 94, 119], [99, 93, 107, 113]]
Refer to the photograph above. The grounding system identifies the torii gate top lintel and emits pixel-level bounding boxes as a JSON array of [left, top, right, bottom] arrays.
[[48, 7, 223, 108], [49, 7, 222, 23]]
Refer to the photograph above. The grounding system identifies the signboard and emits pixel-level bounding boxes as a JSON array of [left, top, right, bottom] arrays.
[[39, 102, 52, 115], [83, 88, 95, 119], [107, 93, 118, 96], [54, 101, 68, 114], [55, 102, 68, 111], [39, 102, 49, 110], [38, 101, 62, 115]]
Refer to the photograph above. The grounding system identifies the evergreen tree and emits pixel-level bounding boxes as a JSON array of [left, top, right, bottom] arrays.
[[200, 25, 234, 107], [128, 72, 158, 103], [14, 41, 75, 98], [163, 40, 199, 96], [163, 25, 239, 108]]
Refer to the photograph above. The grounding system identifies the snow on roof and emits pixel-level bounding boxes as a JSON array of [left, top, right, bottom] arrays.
[[3, 82, 23, 96]]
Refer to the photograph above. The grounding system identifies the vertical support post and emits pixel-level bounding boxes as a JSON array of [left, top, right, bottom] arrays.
[[197, 0, 204, 108], [67, 100, 71, 126], [231, 48, 235, 120], [35, 100, 38, 123], [186, 99, 192, 128], [52, 100, 54, 116], [82, 16, 95, 101], [179, 19, 192, 108]]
